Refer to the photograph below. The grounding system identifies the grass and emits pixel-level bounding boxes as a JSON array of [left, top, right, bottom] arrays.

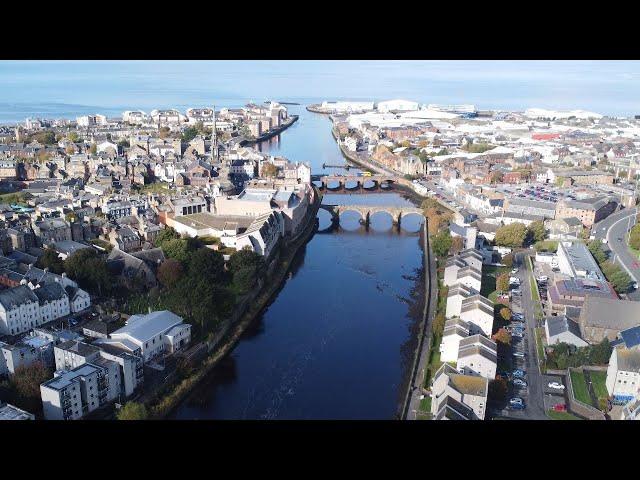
[[547, 410, 582, 420], [590, 371, 609, 402], [526, 257, 544, 321], [419, 396, 432, 412], [570, 370, 592, 405], [535, 327, 546, 371], [481, 265, 509, 300]]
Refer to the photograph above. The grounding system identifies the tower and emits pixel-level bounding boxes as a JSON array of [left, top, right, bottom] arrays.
[[212, 104, 218, 162]]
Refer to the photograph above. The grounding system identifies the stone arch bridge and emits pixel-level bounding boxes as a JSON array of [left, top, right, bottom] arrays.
[[311, 174, 398, 192], [319, 203, 424, 228]]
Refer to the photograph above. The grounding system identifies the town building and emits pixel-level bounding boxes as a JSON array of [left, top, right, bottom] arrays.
[[459, 294, 494, 337], [579, 296, 640, 344], [439, 318, 470, 363], [544, 315, 588, 347], [0, 402, 35, 420], [94, 310, 190, 363], [456, 334, 497, 379], [606, 347, 640, 405], [430, 363, 488, 420]]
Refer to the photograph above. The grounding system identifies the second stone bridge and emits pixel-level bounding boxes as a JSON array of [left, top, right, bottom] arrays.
[[319, 203, 424, 227]]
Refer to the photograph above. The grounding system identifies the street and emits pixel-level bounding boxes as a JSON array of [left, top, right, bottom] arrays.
[[491, 252, 548, 419]]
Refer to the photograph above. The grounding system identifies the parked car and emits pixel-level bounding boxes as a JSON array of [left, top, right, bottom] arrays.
[[511, 268, 519, 274], [513, 351, 525, 358], [552, 403, 567, 412], [511, 331, 524, 338], [512, 378, 528, 388], [509, 397, 524, 406], [548, 382, 565, 390], [537, 276, 548, 282], [512, 369, 526, 378]]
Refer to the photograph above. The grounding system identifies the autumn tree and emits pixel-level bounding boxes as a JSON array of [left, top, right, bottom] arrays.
[[496, 272, 510, 293], [262, 163, 278, 178], [89, 143, 97, 155], [450, 235, 464, 255], [492, 328, 512, 345], [157, 258, 184, 288], [499, 307, 512, 322], [432, 312, 446, 338], [10, 361, 52, 413]]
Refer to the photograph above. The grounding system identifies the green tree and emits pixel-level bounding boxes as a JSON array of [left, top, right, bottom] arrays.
[[228, 249, 266, 278], [495, 223, 528, 248], [188, 248, 227, 284], [68, 132, 80, 143], [33, 130, 56, 145], [488, 378, 508, 402], [161, 238, 198, 265], [36, 248, 65, 274], [629, 224, 640, 250], [588, 240, 608, 264], [501, 253, 514, 268], [432, 230, 453, 258], [233, 265, 257, 293], [118, 139, 130, 148], [527, 220, 547, 243], [64, 249, 112, 296], [155, 227, 181, 249], [181, 126, 199, 143], [117, 402, 148, 420]]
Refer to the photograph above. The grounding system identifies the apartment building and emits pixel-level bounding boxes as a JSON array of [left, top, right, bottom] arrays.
[[555, 197, 617, 227], [431, 363, 489, 420], [40, 362, 117, 420], [606, 347, 640, 405], [459, 294, 494, 337], [456, 334, 498, 379]]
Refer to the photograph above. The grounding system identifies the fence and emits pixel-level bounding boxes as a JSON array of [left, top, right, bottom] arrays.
[[565, 367, 606, 420]]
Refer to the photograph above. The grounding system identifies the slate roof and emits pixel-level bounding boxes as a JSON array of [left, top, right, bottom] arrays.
[[0, 285, 38, 309]]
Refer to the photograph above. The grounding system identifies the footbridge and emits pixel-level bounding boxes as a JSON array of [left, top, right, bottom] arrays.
[[319, 203, 424, 228]]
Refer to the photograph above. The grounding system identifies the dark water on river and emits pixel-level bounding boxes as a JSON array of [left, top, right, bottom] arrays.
[[170, 106, 426, 419]]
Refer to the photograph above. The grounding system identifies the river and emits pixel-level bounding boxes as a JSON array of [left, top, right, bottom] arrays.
[[171, 106, 427, 419]]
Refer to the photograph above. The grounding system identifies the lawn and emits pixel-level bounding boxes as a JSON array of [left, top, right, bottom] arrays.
[[535, 327, 546, 371], [547, 410, 582, 420], [570, 370, 592, 405], [590, 371, 609, 402], [419, 396, 432, 412], [481, 265, 508, 301]]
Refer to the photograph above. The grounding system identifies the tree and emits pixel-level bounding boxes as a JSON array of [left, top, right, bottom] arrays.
[[188, 248, 227, 284], [495, 222, 528, 248], [161, 238, 198, 265], [609, 268, 632, 293], [432, 312, 446, 338], [450, 235, 464, 255], [630, 224, 640, 250], [89, 143, 97, 155], [228, 249, 266, 277], [262, 163, 278, 178], [117, 402, 148, 420], [118, 139, 130, 148], [490, 171, 504, 184], [181, 126, 198, 143], [11, 361, 51, 413], [159, 127, 171, 139], [492, 328, 512, 345], [36, 248, 65, 274], [64, 249, 112, 296], [155, 227, 181, 249], [588, 240, 608, 264], [499, 307, 512, 322], [65, 145, 75, 155], [501, 253, 514, 268], [496, 273, 510, 293], [233, 265, 257, 293], [488, 378, 508, 402], [68, 132, 80, 143], [157, 258, 184, 288], [33, 130, 56, 145], [527, 220, 547, 243], [432, 230, 452, 258]]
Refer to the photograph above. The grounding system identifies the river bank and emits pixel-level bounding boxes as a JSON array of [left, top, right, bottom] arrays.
[[146, 186, 322, 419]]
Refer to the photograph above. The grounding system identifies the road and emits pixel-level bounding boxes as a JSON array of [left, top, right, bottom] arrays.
[[593, 207, 640, 301], [491, 252, 548, 420]]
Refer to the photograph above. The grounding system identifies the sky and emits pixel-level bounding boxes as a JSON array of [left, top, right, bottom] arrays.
[[0, 60, 638, 120]]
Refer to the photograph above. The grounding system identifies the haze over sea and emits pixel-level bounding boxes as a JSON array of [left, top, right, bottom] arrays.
[[0, 60, 639, 123]]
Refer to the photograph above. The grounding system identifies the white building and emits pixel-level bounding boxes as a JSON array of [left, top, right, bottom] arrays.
[[439, 318, 470, 363], [456, 266, 482, 293], [606, 348, 640, 405], [54, 340, 143, 399], [459, 295, 494, 337], [0, 285, 42, 336], [319, 101, 375, 113], [40, 362, 117, 420], [376, 99, 420, 113], [0, 402, 35, 420], [94, 310, 190, 363], [76, 114, 108, 128], [122, 111, 149, 124], [456, 334, 497, 379], [446, 284, 473, 319], [431, 363, 488, 420]]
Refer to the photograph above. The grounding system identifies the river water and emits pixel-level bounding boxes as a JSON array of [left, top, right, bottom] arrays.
[[171, 106, 426, 419]]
